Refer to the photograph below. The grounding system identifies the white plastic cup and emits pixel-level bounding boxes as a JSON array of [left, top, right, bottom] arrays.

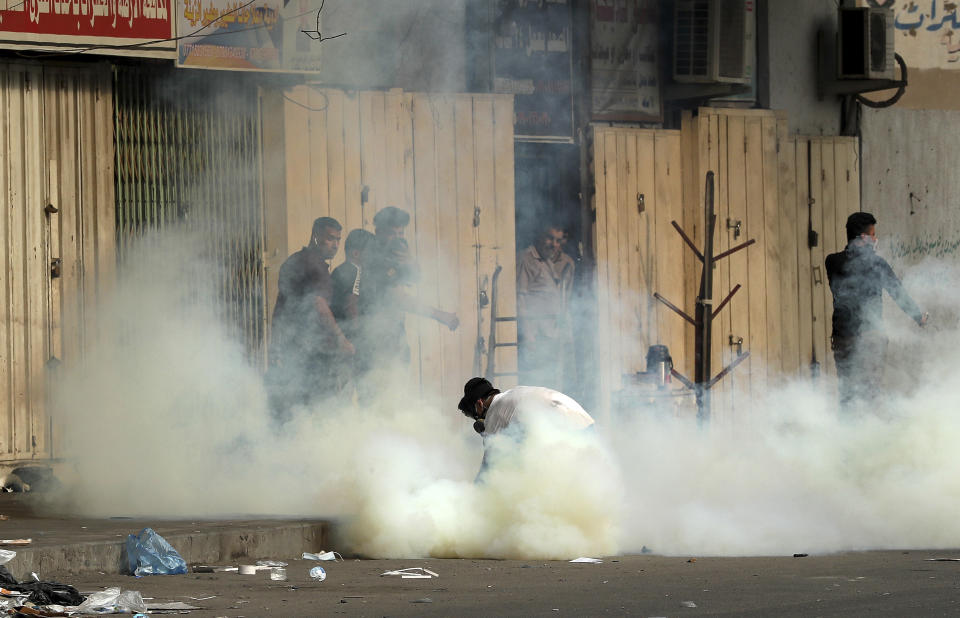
[[270, 567, 287, 581]]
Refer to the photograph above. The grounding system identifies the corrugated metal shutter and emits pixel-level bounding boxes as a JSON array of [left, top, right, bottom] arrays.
[[113, 66, 266, 364], [0, 62, 115, 462]]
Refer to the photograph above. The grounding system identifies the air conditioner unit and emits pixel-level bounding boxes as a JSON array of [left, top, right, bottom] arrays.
[[837, 6, 895, 80], [673, 0, 751, 84]]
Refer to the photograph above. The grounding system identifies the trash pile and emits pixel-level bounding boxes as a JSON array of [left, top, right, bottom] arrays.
[[0, 522, 446, 616]]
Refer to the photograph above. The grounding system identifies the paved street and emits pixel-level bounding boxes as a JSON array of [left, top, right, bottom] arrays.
[[47, 551, 960, 616]]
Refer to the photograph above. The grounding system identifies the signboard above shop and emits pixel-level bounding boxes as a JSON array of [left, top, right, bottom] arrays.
[[491, 0, 575, 142], [0, 0, 174, 54], [177, 0, 330, 72]]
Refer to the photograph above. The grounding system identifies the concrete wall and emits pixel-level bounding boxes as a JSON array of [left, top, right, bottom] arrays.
[[762, 0, 841, 135], [861, 107, 960, 265]]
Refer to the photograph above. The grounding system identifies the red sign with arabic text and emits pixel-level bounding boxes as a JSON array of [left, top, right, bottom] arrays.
[[0, 0, 172, 43]]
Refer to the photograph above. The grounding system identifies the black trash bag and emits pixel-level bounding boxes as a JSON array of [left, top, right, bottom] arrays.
[[0, 565, 18, 587], [0, 565, 83, 606], [15, 581, 84, 606]]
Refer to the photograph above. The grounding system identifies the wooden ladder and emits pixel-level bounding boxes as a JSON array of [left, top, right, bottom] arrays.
[[485, 265, 518, 379]]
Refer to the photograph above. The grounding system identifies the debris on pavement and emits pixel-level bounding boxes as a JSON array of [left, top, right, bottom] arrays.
[[380, 568, 438, 579], [0, 566, 83, 606], [302, 551, 343, 561], [680, 600, 698, 608], [0, 539, 31, 546], [926, 558, 960, 561], [793, 553, 809, 558], [411, 597, 433, 603], [192, 565, 237, 573], [687, 558, 697, 563], [125, 528, 188, 576], [238, 565, 257, 575], [145, 600, 202, 612], [255, 560, 288, 568], [75, 587, 147, 614], [569, 557, 603, 564], [0, 550, 16, 565], [309, 566, 327, 581]]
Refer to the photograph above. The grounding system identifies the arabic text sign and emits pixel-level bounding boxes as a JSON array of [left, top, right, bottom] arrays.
[[0, 0, 172, 44], [590, 0, 660, 121], [867, 0, 960, 69], [178, 0, 325, 72], [492, 0, 574, 140]]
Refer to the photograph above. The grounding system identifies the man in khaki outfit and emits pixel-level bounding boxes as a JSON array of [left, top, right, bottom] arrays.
[[517, 222, 575, 391]]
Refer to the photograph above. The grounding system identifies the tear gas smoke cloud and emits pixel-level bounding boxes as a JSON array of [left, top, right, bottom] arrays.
[[47, 234, 960, 558]]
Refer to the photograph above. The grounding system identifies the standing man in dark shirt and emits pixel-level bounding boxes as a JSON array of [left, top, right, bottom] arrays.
[[356, 206, 459, 402], [331, 228, 376, 395], [268, 217, 353, 422], [825, 212, 927, 408]]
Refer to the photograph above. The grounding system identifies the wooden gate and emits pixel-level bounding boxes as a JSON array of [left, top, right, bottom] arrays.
[[262, 88, 517, 407], [593, 108, 860, 423], [0, 62, 115, 462]]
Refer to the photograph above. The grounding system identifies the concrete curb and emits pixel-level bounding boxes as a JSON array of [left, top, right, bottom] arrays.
[[8, 522, 328, 577]]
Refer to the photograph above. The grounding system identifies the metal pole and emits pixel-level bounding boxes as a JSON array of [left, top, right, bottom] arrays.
[[695, 172, 716, 424]]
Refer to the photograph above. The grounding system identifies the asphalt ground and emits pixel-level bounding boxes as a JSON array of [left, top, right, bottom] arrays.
[[47, 550, 960, 617]]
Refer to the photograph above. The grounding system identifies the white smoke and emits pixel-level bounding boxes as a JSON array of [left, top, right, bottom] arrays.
[[47, 234, 960, 558]]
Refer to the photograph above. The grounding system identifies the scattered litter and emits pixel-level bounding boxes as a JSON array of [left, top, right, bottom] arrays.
[[0, 598, 25, 612], [269, 568, 287, 582], [0, 539, 31, 546], [0, 588, 27, 597], [192, 565, 237, 573], [145, 601, 201, 612], [380, 568, 439, 579], [687, 558, 697, 563], [76, 587, 147, 614], [256, 560, 288, 568], [569, 557, 603, 564], [30, 573, 39, 582], [309, 566, 326, 582], [411, 598, 433, 603], [926, 558, 960, 562], [0, 516, 7, 521], [126, 528, 188, 576], [187, 596, 217, 601], [12, 606, 64, 617], [238, 565, 257, 575], [0, 566, 82, 607], [302, 551, 343, 562], [680, 601, 697, 608], [794, 553, 809, 558]]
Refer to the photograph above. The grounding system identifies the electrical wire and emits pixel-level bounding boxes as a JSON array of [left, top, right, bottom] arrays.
[[281, 90, 328, 112], [7, 0, 338, 59]]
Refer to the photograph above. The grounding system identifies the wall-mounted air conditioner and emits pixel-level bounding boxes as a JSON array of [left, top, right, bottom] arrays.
[[673, 0, 751, 84], [837, 6, 895, 80]]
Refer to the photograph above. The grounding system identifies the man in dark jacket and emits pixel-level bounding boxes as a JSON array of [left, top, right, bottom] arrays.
[[268, 217, 353, 421], [825, 212, 927, 408]]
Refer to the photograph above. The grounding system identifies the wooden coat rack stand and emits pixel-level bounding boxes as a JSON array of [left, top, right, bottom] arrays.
[[653, 171, 755, 424]]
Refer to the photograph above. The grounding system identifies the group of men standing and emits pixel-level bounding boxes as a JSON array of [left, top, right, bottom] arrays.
[[267, 206, 459, 421]]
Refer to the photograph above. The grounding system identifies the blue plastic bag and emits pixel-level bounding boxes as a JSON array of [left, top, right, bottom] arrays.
[[125, 528, 188, 576]]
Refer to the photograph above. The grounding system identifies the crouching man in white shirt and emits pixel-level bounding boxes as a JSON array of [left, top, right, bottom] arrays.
[[457, 377, 595, 480]]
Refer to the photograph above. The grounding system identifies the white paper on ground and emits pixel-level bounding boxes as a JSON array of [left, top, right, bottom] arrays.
[[569, 557, 603, 563], [381, 567, 439, 578]]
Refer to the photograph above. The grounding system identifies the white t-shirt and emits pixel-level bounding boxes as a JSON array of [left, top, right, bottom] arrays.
[[482, 386, 594, 436]]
